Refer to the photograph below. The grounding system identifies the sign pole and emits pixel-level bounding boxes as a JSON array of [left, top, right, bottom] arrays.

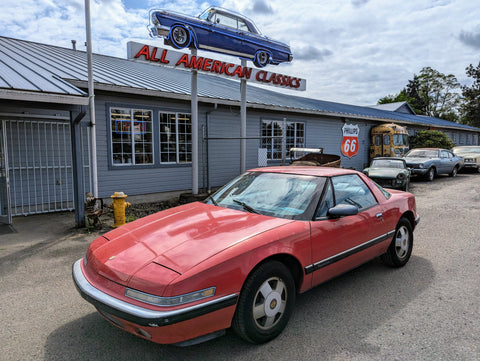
[[240, 59, 247, 173], [191, 49, 199, 195]]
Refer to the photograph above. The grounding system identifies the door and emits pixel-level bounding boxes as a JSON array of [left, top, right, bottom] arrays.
[[309, 174, 391, 287], [0, 121, 12, 224]]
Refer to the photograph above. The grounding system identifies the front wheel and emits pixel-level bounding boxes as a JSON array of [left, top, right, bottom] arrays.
[[232, 261, 296, 344], [381, 218, 413, 267], [169, 25, 191, 48], [426, 167, 435, 181]]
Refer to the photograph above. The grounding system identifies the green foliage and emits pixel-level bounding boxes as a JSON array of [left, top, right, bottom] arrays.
[[377, 66, 461, 122], [461, 62, 480, 127], [409, 130, 455, 149]]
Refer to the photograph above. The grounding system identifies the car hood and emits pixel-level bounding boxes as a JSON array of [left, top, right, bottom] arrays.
[[404, 157, 431, 164], [455, 151, 480, 158], [90, 202, 293, 284], [366, 167, 404, 178]]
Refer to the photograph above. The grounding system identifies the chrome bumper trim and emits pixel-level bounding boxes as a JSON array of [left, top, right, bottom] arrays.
[[72, 259, 238, 327]]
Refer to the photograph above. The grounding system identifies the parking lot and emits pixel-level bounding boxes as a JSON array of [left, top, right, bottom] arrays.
[[1, 172, 479, 360]]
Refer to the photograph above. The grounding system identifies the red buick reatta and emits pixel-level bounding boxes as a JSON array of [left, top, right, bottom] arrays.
[[73, 167, 419, 345]]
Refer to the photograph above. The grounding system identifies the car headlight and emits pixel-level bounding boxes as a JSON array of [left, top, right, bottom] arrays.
[[125, 287, 216, 307], [397, 173, 405, 180], [418, 164, 425, 169]]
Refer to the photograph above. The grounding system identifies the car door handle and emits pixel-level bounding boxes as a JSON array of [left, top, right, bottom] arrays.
[[376, 213, 383, 218]]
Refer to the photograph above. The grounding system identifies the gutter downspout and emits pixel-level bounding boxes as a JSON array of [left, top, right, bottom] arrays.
[[85, 0, 98, 197]]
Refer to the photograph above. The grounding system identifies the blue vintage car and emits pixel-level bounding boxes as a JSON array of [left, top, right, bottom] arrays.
[[149, 7, 293, 68], [404, 148, 464, 181]]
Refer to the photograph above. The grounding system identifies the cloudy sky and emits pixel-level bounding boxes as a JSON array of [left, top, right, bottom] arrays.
[[1, 0, 479, 105]]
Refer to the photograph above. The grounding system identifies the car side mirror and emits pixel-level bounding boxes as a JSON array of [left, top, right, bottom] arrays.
[[327, 204, 359, 219]]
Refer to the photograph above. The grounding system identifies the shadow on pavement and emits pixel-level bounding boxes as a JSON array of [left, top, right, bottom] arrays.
[[44, 255, 434, 361]]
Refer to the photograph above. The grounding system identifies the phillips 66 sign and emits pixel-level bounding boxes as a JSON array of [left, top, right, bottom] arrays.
[[341, 123, 360, 158]]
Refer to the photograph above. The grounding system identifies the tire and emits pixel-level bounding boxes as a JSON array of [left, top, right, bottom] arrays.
[[169, 25, 190, 48], [253, 51, 270, 68], [449, 166, 458, 177], [426, 167, 435, 181], [232, 261, 296, 344], [381, 218, 413, 267]]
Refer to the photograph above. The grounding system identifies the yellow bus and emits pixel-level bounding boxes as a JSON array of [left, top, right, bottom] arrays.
[[370, 123, 409, 159]]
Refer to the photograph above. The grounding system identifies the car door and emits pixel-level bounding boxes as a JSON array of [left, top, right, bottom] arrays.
[[309, 174, 391, 287], [209, 11, 243, 53], [439, 150, 454, 173]]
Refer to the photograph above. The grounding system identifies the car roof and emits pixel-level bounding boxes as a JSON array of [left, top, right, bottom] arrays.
[[373, 157, 405, 161], [249, 166, 361, 177]]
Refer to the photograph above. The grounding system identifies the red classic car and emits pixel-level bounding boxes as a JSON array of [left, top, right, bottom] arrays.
[[73, 167, 419, 345]]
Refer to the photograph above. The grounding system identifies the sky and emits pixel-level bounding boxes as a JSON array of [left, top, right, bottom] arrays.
[[1, 0, 479, 106]]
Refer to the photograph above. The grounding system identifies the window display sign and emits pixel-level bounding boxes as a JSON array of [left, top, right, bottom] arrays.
[[341, 124, 360, 158], [127, 42, 306, 91]]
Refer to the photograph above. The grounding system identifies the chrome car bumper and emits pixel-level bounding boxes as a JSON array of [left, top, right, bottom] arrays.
[[72, 259, 238, 327]]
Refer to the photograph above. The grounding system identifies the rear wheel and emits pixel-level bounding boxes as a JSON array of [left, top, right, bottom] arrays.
[[449, 166, 458, 177], [254, 51, 270, 67], [232, 261, 295, 344], [381, 218, 413, 267]]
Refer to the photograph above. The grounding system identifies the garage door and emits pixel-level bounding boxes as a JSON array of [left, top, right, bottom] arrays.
[[5, 120, 74, 215]]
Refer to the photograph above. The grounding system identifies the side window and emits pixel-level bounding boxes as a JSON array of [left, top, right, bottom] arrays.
[[384, 134, 390, 145], [315, 180, 334, 218], [315, 175, 378, 219], [331, 175, 377, 210]]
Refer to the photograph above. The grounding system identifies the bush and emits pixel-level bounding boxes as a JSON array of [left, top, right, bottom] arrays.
[[409, 130, 455, 149]]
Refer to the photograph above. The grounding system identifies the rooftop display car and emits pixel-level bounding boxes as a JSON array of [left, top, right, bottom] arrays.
[[149, 7, 293, 68]]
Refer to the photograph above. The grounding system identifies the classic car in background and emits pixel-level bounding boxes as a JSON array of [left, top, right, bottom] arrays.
[[149, 7, 293, 68], [452, 146, 480, 173], [73, 167, 419, 346], [363, 157, 411, 191], [404, 148, 463, 181]]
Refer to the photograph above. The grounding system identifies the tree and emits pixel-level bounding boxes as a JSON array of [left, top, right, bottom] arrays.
[[415, 67, 461, 120], [461, 62, 480, 127], [409, 130, 455, 149], [377, 67, 461, 121]]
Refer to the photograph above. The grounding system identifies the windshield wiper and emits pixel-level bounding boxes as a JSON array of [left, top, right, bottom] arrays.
[[206, 195, 218, 206], [233, 199, 259, 214]]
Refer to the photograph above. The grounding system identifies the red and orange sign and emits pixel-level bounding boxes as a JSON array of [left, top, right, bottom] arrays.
[[341, 124, 360, 158]]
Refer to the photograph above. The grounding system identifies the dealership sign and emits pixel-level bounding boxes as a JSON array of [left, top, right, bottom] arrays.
[[127, 42, 306, 91], [341, 124, 360, 158]]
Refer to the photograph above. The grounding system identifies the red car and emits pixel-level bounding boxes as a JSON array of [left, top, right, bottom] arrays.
[[73, 167, 419, 345]]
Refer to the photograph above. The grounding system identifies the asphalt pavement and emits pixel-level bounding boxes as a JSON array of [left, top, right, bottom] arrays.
[[0, 172, 479, 360]]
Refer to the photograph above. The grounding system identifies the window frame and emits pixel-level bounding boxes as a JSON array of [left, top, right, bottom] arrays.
[[109, 107, 154, 167], [159, 111, 192, 165], [261, 119, 305, 161]]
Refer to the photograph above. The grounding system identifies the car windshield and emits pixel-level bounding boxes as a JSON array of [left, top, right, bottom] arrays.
[[371, 159, 405, 169], [453, 146, 480, 153], [406, 149, 438, 158], [207, 172, 324, 220]]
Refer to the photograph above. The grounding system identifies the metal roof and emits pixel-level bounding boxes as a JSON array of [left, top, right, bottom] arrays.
[[0, 36, 478, 132]]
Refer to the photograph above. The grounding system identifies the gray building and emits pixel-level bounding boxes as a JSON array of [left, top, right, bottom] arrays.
[[0, 36, 478, 225]]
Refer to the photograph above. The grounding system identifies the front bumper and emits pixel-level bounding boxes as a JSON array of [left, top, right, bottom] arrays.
[[410, 168, 428, 176], [72, 259, 238, 328]]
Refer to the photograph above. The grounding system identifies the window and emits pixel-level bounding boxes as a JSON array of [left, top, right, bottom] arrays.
[[261, 120, 305, 160], [110, 108, 153, 165], [316, 175, 377, 218], [160, 112, 192, 163]]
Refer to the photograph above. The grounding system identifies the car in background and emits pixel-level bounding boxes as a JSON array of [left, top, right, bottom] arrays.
[[149, 7, 293, 68], [363, 157, 411, 191], [404, 148, 463, 181], [452, 146, 480, 173], [73, 167, 419, 346]]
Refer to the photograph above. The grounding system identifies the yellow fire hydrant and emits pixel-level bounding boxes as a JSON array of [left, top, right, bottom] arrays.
[[108, 192, 131, 228]]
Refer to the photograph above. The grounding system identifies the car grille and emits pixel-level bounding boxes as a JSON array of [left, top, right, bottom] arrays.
[[370, 178, 396, 188]]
